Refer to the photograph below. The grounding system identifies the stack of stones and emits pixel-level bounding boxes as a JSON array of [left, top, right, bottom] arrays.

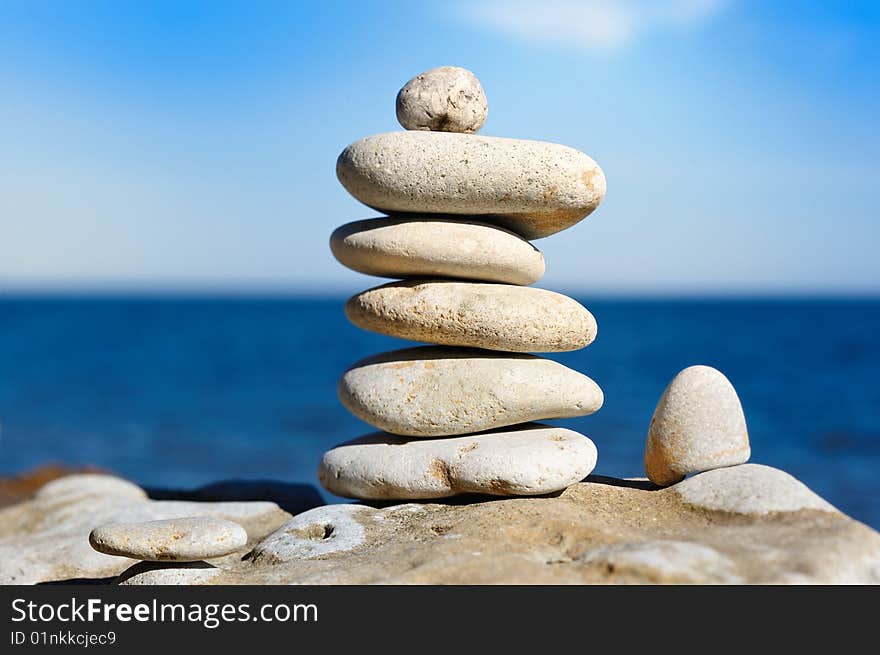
[[319, 66, 608, 501]]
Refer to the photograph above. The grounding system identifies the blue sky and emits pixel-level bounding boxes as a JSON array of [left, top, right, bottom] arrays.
[[1, 0, 877, 295]]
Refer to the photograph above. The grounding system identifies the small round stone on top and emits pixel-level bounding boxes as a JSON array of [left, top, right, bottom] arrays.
[[396, 66, 488, 133]]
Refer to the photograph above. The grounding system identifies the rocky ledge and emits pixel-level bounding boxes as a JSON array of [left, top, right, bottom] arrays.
[[1, 466, 878, 584]]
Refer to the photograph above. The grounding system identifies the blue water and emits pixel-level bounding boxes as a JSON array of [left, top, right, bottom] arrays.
[[0, 297, 877, 528]]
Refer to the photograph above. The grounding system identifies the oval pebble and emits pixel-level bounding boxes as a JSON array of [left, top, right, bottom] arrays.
[[338, 346, 603, 436], [645, 365, 750, 486], [330, 217, 545, 285], [89, 517, 248, 562], [319, 424, 598, 500], [336, 131, 606, 239], [346, 280, 596, 352]]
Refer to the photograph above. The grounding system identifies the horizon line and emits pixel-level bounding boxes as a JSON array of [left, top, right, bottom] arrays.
[[2, 285, 879, 302]]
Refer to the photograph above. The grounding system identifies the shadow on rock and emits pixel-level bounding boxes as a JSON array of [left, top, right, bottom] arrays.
[[583, 474, 662, 491], [114, 561, 218, 586], [146, 479, 324, 515]]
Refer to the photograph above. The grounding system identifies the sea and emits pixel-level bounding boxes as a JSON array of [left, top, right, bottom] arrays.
[[0, 297, 877, 528]]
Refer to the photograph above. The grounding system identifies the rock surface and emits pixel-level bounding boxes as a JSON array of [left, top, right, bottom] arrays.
[[338, 346, 604, 436], [0, 474, 289, 584], [336, 131, 606, 239], [0, 464, 108, 509], [115, 561, 221, 586], [346, 280, 596, 352], [645, 365, 751, 486], [396, 66, 487, 133], [232, 466, 880, 584], [330, 217, 545, 285], [250, 505, 370, 563], [319, 424, 598, 499], [2, 468, 879, 584], [89, 517, 248, 562], [36, 473, 147, 504]]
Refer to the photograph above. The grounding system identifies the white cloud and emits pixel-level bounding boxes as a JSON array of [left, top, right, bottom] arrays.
[[464, 0, 730, 51]]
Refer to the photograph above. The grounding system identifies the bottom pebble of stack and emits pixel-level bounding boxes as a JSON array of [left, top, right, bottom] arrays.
[[319, 423, 597, 500]]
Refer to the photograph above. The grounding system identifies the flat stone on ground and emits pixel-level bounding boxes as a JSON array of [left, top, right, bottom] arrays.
[[89, 517, 249, 562], [672, 464, 838, 515], [0, 465, 110, 509], [35, 473, 147, 505]]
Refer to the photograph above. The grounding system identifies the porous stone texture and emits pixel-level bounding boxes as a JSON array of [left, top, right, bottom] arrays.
[[575, 540, 741, 583], [330, 217, 545, 285], [346, 280, 596, 352], [319, 424, 598, 499], [89, 517, 248, 562], [3, 468, 879, 584], [250, 505, 370, 563], [338, 346, 604, 436], [645, 365, 751, 486], [396, 66, 488, 133], [0, 474, 290, 584], [336, 131, 606, 239], [673, 464, 838, 515], [115, 561, 221, 586]]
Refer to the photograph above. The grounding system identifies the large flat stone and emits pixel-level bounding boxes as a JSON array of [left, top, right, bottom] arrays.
[[337, 131, 606, 239], [330, 217, 545, 285], [346, 280, 596, 352], [319, 424, 598, 499], [338, 346, 603, 436]]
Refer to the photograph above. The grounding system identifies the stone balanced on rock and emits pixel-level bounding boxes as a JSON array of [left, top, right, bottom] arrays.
[[322, 66, 607, 500]]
